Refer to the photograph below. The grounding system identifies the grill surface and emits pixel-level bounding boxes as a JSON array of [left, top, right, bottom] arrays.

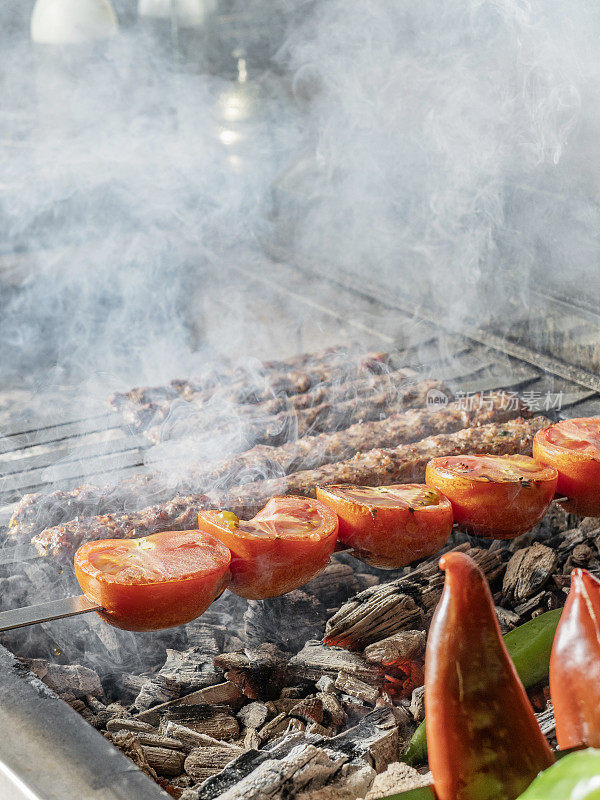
[[0, 259, 598, 800], [1, 260, 596, 519]]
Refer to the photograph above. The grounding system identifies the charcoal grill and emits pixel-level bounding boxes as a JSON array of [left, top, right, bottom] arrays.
[[0, 258, 598, 800]]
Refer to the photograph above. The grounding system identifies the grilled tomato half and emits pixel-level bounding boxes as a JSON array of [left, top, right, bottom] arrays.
[[315, 484, 453, 568], [74, 530, 231, 631], [197, 496, 338, 599], [426, 454, 558, 538], [533, 418, 600, 516]]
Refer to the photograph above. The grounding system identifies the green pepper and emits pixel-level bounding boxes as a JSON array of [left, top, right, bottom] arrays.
[[515, 748, 600, 799], [403, 608, 562, 765]]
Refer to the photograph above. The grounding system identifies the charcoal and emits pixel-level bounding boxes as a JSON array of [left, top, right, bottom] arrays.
[[288, 642, 380, 686], [203, 744, 348, 800], [317, 693, 346, 729], [191, 733, 319, 800], [136, 732, 187, 750], [502, 543, 559, 603], [185, 745, 245, 782], [289, 697, 324, 725], [334, 673, 379, 706], [243, 591, 327, 652], [214, 644, 290, 700], [326, 707, 398, 770], [325, 544, 507, 650], [364, 762, 431, 799], [156, 648, 223, 692], [200, 682, 244, 708], [106, 717, 156, 734], [409, 687, 425, 723], [163, 722, 232, 751], [106, 731, 158, 781], [513, 591, 551, 617], [160, 705, 240, 741], [236, 702, 269, 730], [363, 631, 426, 665], [24, 660, 103, 699], [258, 712, 292, 742], [134, 676, 182, 712], [142, 745, 186, 777]]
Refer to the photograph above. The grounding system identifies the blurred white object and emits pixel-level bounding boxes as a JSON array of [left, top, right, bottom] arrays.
[[137, 0, 216, 27], [30, 0, 118, 43]]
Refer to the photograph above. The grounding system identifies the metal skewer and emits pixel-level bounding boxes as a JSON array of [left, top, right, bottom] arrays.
[[0, 595, 100, 632]]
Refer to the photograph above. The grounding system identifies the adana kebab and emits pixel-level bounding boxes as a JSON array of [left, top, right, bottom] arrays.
[[110, 348, 393, 430], [8, 378, 452, 542], [192, 391, 527, 487], [108, 344, 361, 414], [143, 378, 447, 445], [150, 366, 420, 437], [29, 416, 549, 560]]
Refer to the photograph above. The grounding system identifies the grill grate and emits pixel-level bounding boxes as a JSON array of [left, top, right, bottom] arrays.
[[1, 261, 597, 520]]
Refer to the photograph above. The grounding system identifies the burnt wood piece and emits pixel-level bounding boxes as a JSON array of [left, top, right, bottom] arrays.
[[188, 709, 397, 800], [142, 745, 187, 777], [23, 659, 103, 700], [205, 742, 348, 800], [363, 631, 427, 665], [214, 644, 291, 701], [324, 543, 509, 650], [502, 543, 560, 604], [134, 625, 225, 710], [31, 494, 209, 558], [218, 416, 552, 519], [175, 391, 528, 489], [185, 744, 245, 782], [288, 641, 381, 686]]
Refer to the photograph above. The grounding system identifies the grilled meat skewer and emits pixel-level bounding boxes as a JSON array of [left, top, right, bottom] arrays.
[[8, 390, 519, 542], [30, 416, 549, 560]]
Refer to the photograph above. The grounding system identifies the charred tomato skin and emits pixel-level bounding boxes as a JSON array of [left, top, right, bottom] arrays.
[[74, 530, 231, 631], [550, 568, 600, 749], [425, 454, 558, 538], [197, 496, 338, 600], [426, 552, 555, 800], [533, 418, 600, 516], [315, 483, 453, 568]]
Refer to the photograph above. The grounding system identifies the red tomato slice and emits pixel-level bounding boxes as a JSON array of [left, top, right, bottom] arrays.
[[426, 454, 558, 538], [74, 530, 231, 631], [315, 484, 453, 568], [533, 418, 600, 516], [197, 496, 338, 599]]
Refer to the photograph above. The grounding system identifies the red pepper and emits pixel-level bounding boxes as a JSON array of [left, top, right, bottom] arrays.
[[549, 567, 600, 749], [425, 551, 554, 800]]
